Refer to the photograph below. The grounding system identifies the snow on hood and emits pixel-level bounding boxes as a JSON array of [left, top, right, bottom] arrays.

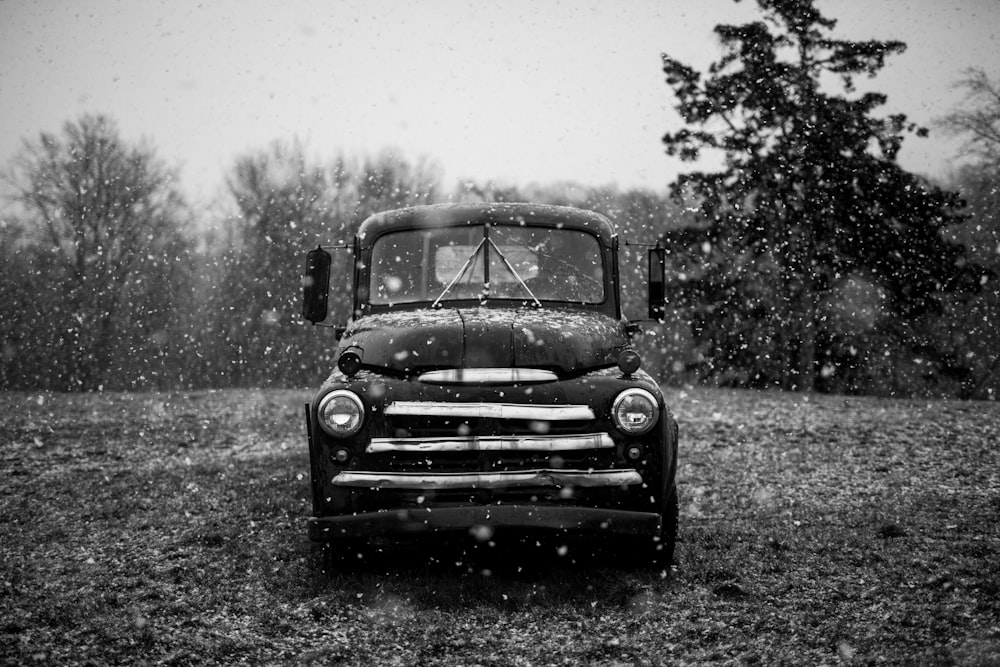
[[337, 307, 629, 376]]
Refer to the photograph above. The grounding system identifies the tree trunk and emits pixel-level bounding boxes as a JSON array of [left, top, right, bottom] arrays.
[[793, 277, 817, 392]]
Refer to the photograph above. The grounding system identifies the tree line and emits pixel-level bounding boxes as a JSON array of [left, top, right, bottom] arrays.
[[0, 121, 687, 393], [1, 0, 997, 398]]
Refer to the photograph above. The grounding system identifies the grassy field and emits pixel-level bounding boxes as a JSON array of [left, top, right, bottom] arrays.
[[1, 387, 998, 665]]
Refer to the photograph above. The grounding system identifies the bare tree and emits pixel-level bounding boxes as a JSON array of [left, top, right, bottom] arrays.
[[3, 114, 191, 390], [204, 143, 443, 386], [938, 68, 1000, 164], [350, 149, 442, 227], [207, 140, 334, 386]]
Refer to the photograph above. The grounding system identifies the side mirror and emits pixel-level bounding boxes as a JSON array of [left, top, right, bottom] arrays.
[[648, 245, 666, 321], [302, 246, 331, 323]]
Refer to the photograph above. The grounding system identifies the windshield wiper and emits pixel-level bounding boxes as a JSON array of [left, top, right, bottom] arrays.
[[431, 225, 543, 309], [488, 238, 542, 308], [431, 237, 486, 308]]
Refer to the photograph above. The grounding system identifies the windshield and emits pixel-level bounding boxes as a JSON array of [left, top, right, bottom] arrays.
[[369, 224, 605, 306]]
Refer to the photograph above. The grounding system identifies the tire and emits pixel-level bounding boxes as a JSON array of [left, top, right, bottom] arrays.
[[319, 539, 369, 573], [618, 484, 678, 570]]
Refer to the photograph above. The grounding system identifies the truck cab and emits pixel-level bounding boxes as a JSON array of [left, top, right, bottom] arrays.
[[302, 202, 678, 565]]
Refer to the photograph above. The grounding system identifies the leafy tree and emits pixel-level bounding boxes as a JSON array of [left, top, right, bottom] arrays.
[[660, 0, 983, 392], [2, 114, 191, 390]]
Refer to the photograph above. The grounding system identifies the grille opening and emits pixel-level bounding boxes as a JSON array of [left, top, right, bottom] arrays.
[[502, 419, 595, 436], [370, 448, 613, 473], [375, 451, 483, 473], [385, 416, 595, 439], [388, 417, 479, 439]]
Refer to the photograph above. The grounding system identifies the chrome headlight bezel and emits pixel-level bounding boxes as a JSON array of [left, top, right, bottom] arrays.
[[317, 390, 365, 438], [612, 388, 659, 435]]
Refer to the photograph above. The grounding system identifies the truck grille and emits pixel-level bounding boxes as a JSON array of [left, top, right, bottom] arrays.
[[375, 401, 614, 473]]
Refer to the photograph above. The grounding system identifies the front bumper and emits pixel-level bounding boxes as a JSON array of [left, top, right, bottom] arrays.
[[330, 468, 641, 490], [308, 504, 661, 542]]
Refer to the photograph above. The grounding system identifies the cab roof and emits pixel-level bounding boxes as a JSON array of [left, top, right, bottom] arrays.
[[356, 203, 617, 248]]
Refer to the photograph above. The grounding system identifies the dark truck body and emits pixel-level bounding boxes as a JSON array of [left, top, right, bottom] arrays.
[[302, 203, 678, 564]]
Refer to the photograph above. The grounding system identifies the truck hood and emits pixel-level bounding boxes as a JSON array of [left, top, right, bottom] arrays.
[[338, 308, 629, 376]]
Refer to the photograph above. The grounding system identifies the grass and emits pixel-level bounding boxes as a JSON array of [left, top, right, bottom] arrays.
[[1, 387, 998, 665]]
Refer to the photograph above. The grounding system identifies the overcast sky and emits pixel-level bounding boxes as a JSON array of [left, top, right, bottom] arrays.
[[2, 0, 999, 206]]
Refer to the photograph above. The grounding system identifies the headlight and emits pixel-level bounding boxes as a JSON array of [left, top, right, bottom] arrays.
[[317, 390, 365, 438], [612, 388, 659, 435]]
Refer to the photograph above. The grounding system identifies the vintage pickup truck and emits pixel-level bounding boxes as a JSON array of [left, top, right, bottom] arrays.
[[301, 202, 678, 566]]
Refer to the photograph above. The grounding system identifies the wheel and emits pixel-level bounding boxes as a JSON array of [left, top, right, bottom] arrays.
[[617, 484, 678, 570]]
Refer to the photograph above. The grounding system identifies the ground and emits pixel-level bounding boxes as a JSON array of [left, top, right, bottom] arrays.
[[1, 387, 998, 665]]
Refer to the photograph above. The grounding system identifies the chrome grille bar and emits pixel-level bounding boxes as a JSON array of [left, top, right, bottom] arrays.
[[384, 401, 594, 420], [367, 433, 614, 454], [417, 368, 558, 385]]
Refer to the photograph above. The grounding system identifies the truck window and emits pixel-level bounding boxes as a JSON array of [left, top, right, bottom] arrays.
[[369, 225, 605, 305]]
